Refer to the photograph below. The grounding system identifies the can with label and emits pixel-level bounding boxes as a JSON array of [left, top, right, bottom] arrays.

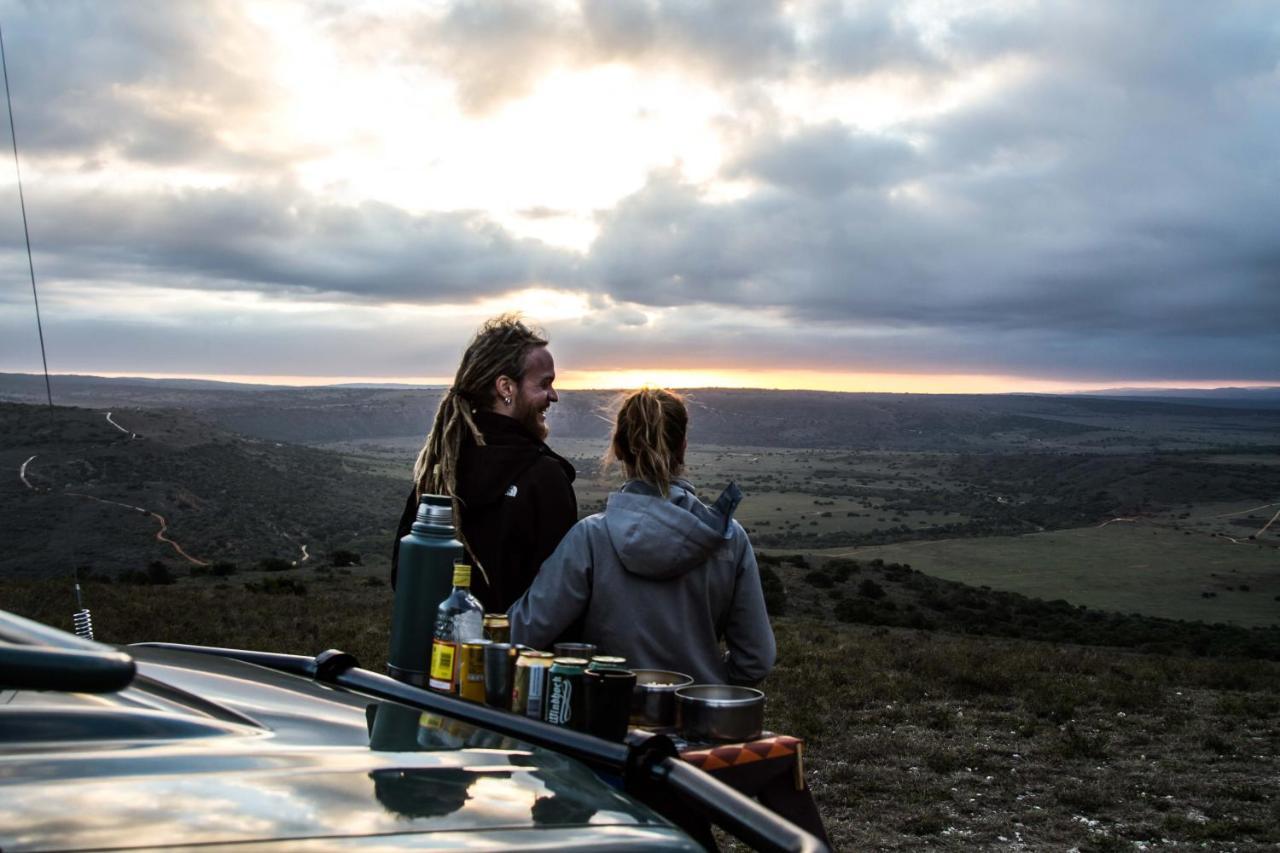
[[483, 614, 511, 645], [512, 651, 554, 719], [545, 657, 588, 730], [587, 655, 627, 672], [458, 639, 491, 703]]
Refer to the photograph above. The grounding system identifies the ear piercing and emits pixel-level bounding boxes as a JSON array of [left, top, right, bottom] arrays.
[[504, 396, 512, 405]]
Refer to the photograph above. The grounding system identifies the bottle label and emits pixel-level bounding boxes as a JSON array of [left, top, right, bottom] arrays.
[[429, 640, 456, 691]]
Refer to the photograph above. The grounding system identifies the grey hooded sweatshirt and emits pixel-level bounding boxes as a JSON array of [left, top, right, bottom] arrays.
[[508, 479, 776, 686]]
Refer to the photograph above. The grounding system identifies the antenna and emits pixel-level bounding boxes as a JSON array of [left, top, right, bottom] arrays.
[[0, 21, 53, 410], [72, 566, 94, 641]]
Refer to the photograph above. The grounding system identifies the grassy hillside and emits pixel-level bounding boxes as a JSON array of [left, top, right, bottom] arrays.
[[0, 403, 404, 577]]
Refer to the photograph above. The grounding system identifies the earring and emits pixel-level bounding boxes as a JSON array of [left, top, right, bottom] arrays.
[[504, 396, 512, 405]]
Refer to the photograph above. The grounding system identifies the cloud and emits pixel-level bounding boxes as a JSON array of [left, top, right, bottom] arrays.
[[0, 183, 576, 302], [0, 2, 282, 170], [806, 0, 947, 79], [581, 0, 796, 80], [334, 0, 796, 114], [725, 122, 919, 195]]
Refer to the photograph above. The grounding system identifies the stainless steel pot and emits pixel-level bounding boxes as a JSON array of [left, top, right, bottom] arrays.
[[629, 669, 694, 727], [675, 685, 765, 742]]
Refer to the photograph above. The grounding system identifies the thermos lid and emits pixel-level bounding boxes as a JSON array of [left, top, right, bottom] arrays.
[[415, 494, 454, 527]]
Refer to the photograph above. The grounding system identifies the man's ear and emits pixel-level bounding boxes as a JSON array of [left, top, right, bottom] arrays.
[[494, 374, 516, 404]]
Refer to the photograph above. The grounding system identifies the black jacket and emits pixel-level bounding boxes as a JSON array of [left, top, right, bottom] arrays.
[[392, 410, 577, 612]]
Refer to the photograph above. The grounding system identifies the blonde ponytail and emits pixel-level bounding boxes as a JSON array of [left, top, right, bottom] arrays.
[[607, 388, 688, 494]]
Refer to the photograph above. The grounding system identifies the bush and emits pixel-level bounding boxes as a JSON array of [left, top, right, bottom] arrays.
[[146, 561, 176, 585], [191, 561, 237, 578], [257, 557, 295, 572], [857, 579, 886, 600], [331, 549, 362, 568], [804, 570, 835, 589], [760, 564, 787, 617], [244, 577, 307, 595]]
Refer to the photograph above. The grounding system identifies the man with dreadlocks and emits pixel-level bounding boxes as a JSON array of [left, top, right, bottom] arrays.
[[391, 314, 577, 613]]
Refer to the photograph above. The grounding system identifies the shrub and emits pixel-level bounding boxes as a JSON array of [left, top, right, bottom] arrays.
[[857, 579, 886, 600], [146, 561, 176, 585], [760, 564, 787, 617], [331, 549, 363, 568], [244, 577, 307, 595], [191, 561, 237, 578], [804, 570, 835, 589], [257, 557, 295, 572]]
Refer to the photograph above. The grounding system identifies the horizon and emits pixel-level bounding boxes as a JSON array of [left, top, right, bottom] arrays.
[[5, 369, 1278, 397]]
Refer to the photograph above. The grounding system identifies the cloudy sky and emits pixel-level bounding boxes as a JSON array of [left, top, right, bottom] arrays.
[[0, 0, 1276, 392]]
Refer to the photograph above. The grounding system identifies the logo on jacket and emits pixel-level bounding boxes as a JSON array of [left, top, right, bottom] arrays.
[[505, 484, 518, 498]]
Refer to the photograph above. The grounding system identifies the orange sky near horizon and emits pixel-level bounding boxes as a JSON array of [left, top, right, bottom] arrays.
[[80, 369, 1276, 395]]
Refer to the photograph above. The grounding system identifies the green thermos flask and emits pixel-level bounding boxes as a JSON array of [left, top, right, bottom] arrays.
[[387, 493, 463, 686]]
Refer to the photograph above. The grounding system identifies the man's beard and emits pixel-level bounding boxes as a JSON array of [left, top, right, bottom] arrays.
[[513, 397, 549, 441]]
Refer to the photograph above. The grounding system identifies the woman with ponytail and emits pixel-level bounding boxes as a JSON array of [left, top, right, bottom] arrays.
[[390, 314, 577, 612], [509, 388, 775, 686]]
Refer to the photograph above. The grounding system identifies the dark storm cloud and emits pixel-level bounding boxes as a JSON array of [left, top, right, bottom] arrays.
[[1, 183, 574, 301], [0, 2, 281, 170]]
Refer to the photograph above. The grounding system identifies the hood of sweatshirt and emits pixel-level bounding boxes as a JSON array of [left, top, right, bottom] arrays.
[[454, 411, 576, 509], [604, 480, 741, 580]]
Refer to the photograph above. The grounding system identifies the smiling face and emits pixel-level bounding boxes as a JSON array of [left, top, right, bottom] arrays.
[[498, 345, 558, 441]]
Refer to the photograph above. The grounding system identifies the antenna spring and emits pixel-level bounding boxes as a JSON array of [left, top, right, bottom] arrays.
[[73, 608, 94, 641]]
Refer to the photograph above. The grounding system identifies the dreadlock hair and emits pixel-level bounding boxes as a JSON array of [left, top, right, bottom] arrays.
[[607, 387, 688, 496], [412, 314, 548, 509]]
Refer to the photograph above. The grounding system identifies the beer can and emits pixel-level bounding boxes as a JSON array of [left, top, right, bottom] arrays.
[[512, 651, 554, 719], [483, 642, 517, 710], [545, 657, 588, 730], [458, 639, 490, 703], [587, 655, 627, 672], [483, 614, 511, 645]]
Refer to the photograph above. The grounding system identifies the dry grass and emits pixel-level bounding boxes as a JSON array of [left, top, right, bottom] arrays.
[[765, 621, 1280, 851]]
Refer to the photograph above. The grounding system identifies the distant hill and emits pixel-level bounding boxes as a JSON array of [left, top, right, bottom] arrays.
[[3, 372, 1279, 451], [1076, 386, 1280, 409], [0, 402, 403, 578]]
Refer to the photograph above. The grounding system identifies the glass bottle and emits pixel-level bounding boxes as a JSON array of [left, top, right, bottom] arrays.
[[428, 562, 485, 692]]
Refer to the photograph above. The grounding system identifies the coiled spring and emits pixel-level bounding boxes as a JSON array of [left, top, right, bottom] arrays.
[[73, 608, 94, 641]]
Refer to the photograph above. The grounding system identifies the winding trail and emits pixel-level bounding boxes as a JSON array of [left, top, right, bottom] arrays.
[[1212, 502, 1276, 519], [19, 455, 37, 490], [104, 411, 138, 440], [1095, 517, 1137, 528], [64, 491, 208, 566], [1253, 507, 1280, 539]]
